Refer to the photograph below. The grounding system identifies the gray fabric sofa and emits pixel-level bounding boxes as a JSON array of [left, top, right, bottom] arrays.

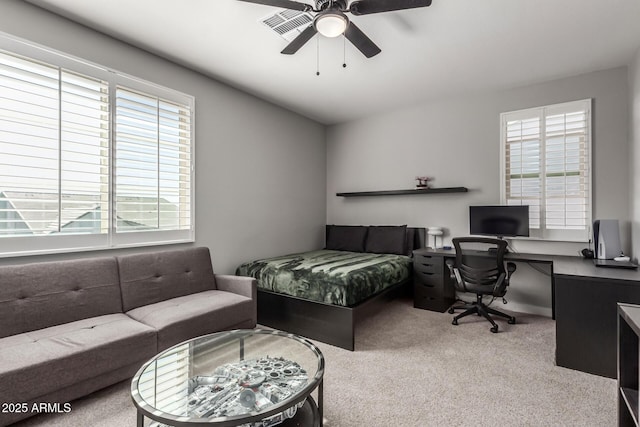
[[0, 247, 256, 426]]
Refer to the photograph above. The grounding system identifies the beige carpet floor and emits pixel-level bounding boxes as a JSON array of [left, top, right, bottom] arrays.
[[13, 297, 616, 427]]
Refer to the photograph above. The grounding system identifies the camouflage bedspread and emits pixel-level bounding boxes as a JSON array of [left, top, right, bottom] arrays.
[[235, 250, 412, 307]]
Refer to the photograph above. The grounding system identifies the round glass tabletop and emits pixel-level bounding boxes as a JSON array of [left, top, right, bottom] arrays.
[[131, 329, 324, 427]]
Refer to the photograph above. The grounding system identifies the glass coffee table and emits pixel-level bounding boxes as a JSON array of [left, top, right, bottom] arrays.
[[131, 329, 324, 427]]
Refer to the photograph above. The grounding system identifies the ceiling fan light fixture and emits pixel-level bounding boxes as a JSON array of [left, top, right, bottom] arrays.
[[314, 11, 348, 37]]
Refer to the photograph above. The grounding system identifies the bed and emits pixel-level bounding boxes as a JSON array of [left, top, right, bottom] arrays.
[[235, 225, 426, 350]]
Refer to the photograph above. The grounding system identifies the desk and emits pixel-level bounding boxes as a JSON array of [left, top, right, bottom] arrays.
[[412, 248, 559, 316], [413, 247, 640, 378]]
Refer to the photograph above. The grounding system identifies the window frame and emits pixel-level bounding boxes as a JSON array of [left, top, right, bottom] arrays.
[[0, 32, 195, 257], [499, 99, 592, 243]]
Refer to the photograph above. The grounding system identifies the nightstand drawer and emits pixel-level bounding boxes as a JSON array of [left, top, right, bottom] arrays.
[[414, 255, 443, 275], [414, 281, 436, 295], [414, 269, 441, 286], [414, 278, 444, 297], [413, 292, 454, 312]]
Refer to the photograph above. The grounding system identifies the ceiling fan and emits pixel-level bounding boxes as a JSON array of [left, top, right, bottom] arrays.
[[238, 0, 433, 58]]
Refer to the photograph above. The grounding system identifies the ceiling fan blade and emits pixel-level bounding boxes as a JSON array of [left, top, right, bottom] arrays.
[[349, 0, 432, 16], [344, 22, 381, 58], [281, 25, 318, 55], [237, 0, 311, 12]]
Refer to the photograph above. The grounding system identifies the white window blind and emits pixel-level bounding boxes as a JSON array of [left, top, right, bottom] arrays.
[[0, 34, 194, 257], [115, 87, 192, 234], [501, 99, 592, 242], [0, 51, 109, 237]]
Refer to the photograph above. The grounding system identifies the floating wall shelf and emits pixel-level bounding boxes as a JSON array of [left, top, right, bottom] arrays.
[[336, 187, 469, 197]]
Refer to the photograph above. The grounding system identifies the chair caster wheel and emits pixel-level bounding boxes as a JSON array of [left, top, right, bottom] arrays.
[[448, 308, 455, 314], [490, 325, 498, 333], [508, 317, 516, 324], [452, 319, 458, 325]]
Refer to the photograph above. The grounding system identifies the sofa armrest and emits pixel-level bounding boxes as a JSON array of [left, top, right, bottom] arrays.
[[215, 275, 257, 301]]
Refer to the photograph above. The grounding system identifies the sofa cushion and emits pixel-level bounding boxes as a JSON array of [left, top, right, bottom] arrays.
[[118, 247, 217, 312], [0, 313, 157, 403], [126, 290, 256, 352], [0, 257, 122, 338]]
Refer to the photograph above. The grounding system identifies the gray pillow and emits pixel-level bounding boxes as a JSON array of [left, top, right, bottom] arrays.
[[325, 225, 368, 252], [405, 228, 416, 256], [365, 225, 408, 255]]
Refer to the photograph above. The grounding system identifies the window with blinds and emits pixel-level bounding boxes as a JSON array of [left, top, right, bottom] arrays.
[[500, 99, 592, 242], [0, 52, 109, 237], [115, 87, 192, 233], [0, 35, 194, 256]]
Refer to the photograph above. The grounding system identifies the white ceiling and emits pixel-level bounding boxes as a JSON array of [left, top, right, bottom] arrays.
[[24, 0, 640, 125]]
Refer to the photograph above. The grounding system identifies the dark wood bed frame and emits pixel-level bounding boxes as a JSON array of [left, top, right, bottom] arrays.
[[256, 227, 426, 351]]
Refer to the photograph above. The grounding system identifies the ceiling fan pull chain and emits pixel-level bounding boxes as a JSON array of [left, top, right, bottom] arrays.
[[316, 34, 320, 76], [343, 35, 347, 68]]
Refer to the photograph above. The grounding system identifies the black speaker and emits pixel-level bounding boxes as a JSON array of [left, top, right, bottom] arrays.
[[581, 248, 594, 259]]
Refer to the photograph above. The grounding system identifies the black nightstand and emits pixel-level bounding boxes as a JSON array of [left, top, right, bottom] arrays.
[[412, 248, 455, 312]]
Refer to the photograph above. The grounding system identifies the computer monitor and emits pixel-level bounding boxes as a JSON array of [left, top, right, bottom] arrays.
[[469, 205, 530, 238]]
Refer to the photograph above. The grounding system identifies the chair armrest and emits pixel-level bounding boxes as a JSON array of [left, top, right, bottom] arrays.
[[445, 259, 456, 280], [215, 274, 257, 301], [446, 259, 465, 291]]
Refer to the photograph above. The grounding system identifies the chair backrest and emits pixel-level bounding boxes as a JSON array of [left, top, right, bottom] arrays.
[[451, 237, 508, 295]]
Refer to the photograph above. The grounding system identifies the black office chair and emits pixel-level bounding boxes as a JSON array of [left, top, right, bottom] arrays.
[[445, 237, 517, 333]]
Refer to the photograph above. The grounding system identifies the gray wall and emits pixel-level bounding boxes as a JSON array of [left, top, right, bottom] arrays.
[[0, 0, 326, 273], [327, 67, 630, 316], [1, 1, 635, 317], [631, 49, 640, 261]]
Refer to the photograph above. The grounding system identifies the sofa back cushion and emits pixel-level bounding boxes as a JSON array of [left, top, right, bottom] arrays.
[[117, 247, 216, 312], [0, 257, 122, 338]]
